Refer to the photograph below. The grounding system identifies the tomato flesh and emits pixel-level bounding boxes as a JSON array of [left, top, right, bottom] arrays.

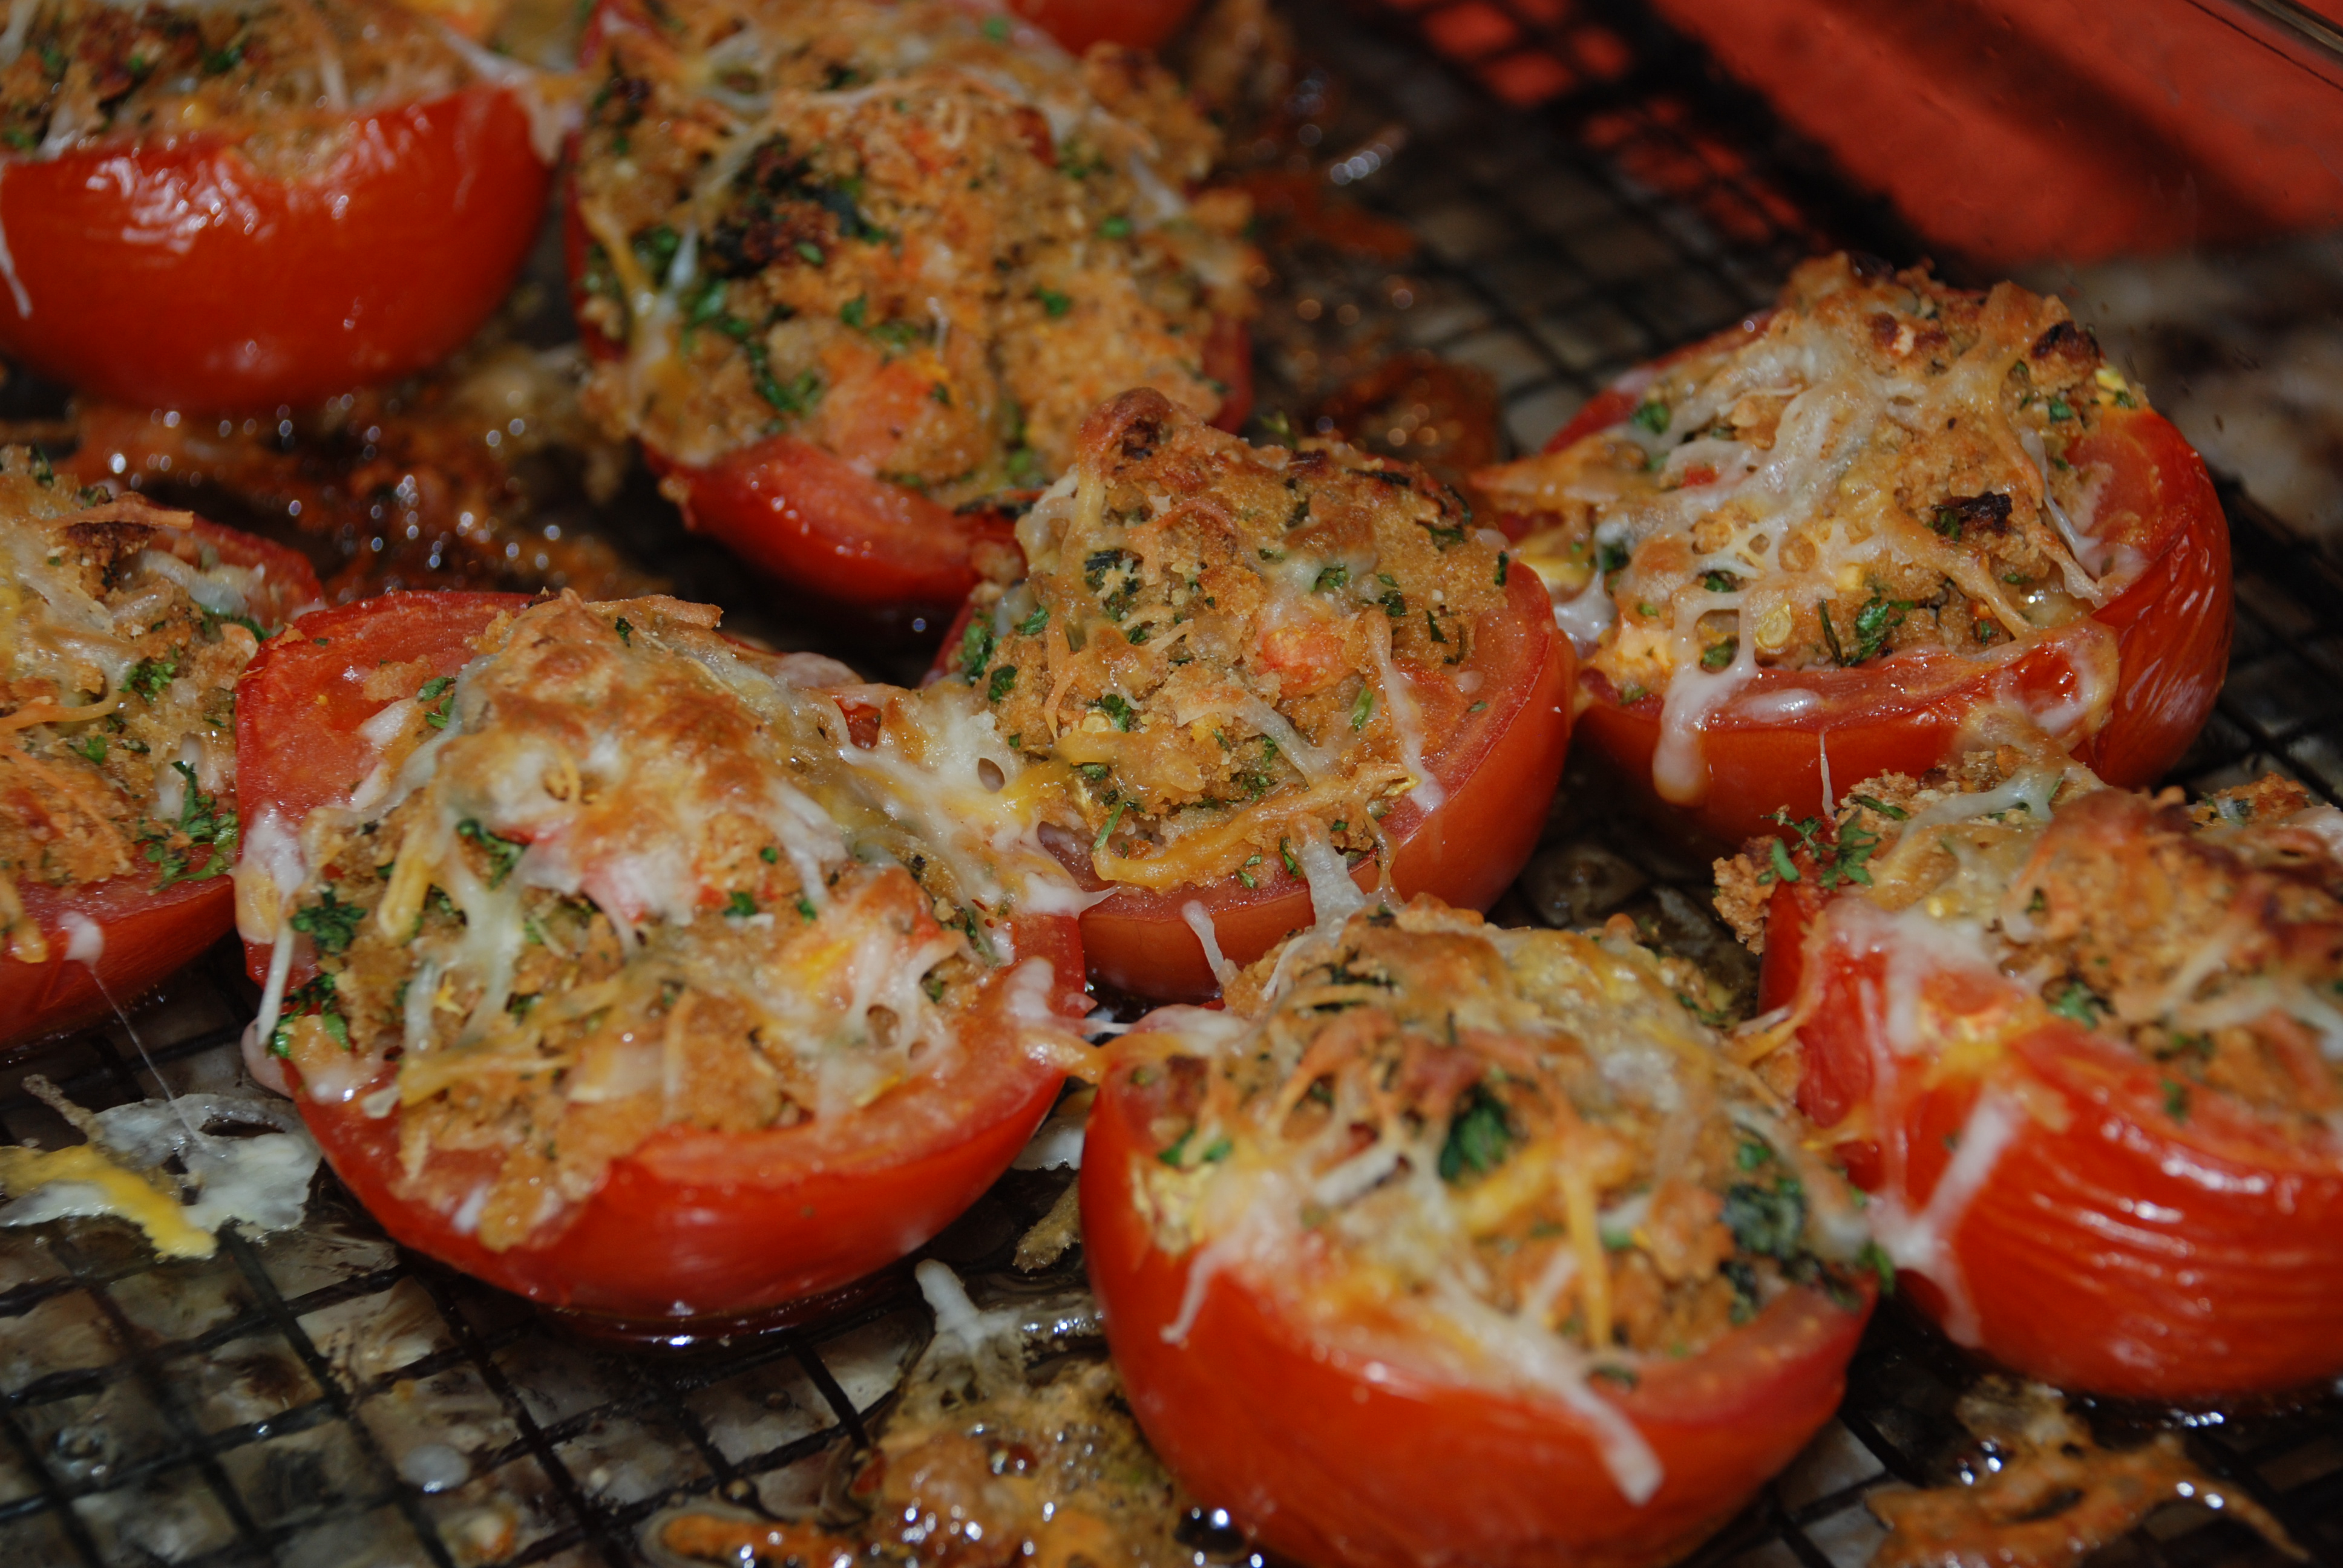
[[0, 522, 320, 1049], [1082, 1058, 1872, 1568], [1532, 365, 2227, 844], [1768, 878, 2343, 1400], [1005, 0, 1201, 51], [235, 591, 1089, 1320], [933, 566, 1571, 999], [0, 87, 549, 412]]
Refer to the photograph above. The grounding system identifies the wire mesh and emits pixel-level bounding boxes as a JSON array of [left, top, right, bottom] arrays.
[[3, 2, 2341, 1565]]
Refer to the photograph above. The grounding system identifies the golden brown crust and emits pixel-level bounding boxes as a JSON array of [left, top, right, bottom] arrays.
[[1132, 898, 1866, 1364], [571, 0, 1253, 496], [1478, 255, 2143, 695], [0, 0, 489, 175], [951, 391, 1506, 889]]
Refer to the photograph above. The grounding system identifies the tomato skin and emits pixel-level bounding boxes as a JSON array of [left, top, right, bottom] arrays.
[[1082, 1059, 1873, 1568], [0, 522, 320, 1049], [649, 437, 1024, 621], [1535, 362, 2227, 845], [934, 567, 1573, 1000], [1768, 881, 2343, 1400], [235, 590, 1090, 1321], [1005, 0, 1201, 51], [0, 86, 549, 412]]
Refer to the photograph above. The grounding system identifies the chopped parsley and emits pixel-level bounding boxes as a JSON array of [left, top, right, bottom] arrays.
[[987, 665, 1018, 703], [726, 891, 758, 918], [123, 656, 178, 701], [1438, 1085, 1513, 1182], [139, 762, 238, 887], [289, 887, 364, 955], [1630, 398, 1670, 436], [456, 819, 525, 887], [1034, 287, 1073, 319]]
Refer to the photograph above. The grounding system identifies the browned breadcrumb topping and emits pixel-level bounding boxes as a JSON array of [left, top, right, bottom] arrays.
[[949, 390, 1506, 892], [1719, 758, 2343, 1136], [571, 0, 1253, 497], [274, 594, 1008, 1251], [0, 0, 490, 175], [1477, 255, 2150, 696], [2, 449, 305, 953], [1129, 898, 1871, 1365]]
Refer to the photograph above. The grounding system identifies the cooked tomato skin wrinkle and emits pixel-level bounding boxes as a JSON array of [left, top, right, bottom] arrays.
[[1083, 1066, 1872, 1568], [1006, 0, 1199, 50], [0, 85, 548, 412], [1550, 398, 2229, 847], [236, 592, 1087, 1319], [0, 524, 320, 1050], [1763, 878, 2343, 1400], [933, 567, 1573, 1000]]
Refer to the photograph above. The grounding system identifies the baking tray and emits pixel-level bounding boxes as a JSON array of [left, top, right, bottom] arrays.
[[2, 1, 2340, 1564]]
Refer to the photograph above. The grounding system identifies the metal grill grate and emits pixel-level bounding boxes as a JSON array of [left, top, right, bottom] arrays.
[[4, 2, 2341, 1564]]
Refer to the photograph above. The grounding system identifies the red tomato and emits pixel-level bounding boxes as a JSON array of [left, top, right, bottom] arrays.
[[1005, 0, 1201, 51], [234, 590, 1090, 1320], [1083, 1055, 1873, 1568], [1763, 874, 2343, 1400], [932, 566, 1573, 1000], [1523, 346, 2229, 846], [0, 85, 549, 412], [0, 522, 320, 1050]]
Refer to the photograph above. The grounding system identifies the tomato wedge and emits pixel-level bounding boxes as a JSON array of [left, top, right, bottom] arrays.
[[234, 590, 1090, 1320], [0, 83, 549, 411], [1, 521, 320, 1049], [1758, 812, 2343, 1401], [1084, 1002, 1873, 1568]]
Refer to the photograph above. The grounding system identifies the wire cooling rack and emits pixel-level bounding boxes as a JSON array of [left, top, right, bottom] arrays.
[[4, 1, 2342, 1564]]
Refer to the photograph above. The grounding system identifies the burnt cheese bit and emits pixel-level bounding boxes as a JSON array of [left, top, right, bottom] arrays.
[[0, 0, 488, 172], [1131, 899, 1872, 1370], [570, 0, 1254, 504], [266, 594, 1010, 1254], [951, 389, 1505, 891], [1719, 760, 2343, 1139], [0, 450, 290, 960], [1477, 254, 2151, 698]]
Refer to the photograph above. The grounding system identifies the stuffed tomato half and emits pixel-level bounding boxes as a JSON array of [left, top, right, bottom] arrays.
[[233, 590, 1093, 1321], [1, 451, 321, 1047], [1726, 758, 2343, 1400], [1476, 254, 2229, 844], [1084, 896, 1876, 1568], [568, 0, 1254, 618], [0, 0, 552, 411], [929, 390, 1570, 999]]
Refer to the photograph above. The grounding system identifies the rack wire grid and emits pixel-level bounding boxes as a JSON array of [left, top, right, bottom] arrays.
[[4, 0, 2342, 1564]]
